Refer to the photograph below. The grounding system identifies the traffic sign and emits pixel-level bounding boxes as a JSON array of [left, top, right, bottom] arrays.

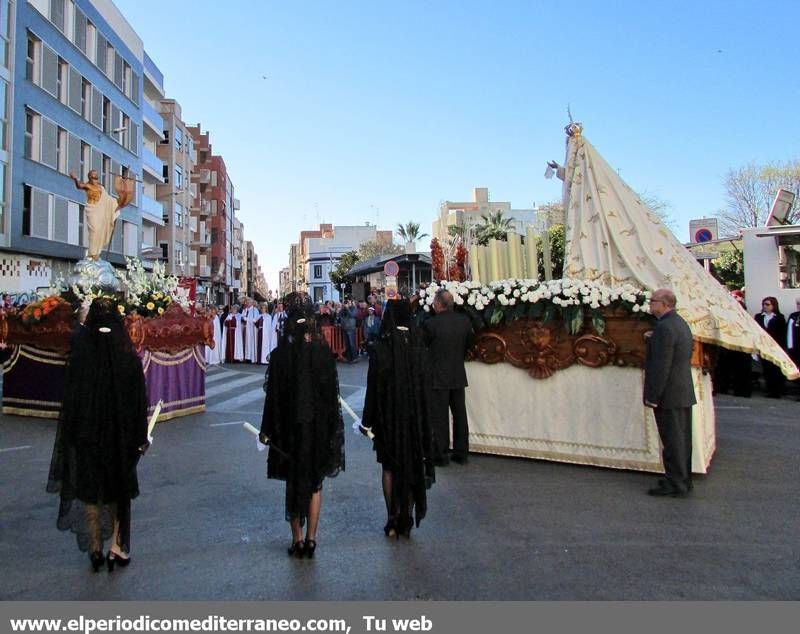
[[689, 218, 718, 244], [383, 260, 399, 277]]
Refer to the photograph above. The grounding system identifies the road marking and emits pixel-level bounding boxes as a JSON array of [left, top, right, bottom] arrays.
[[209, 421, 250, 427], [207, 391, 265, 413], [205, 374, 264, 397], [0, 445, 32, 453], [715, 406, 751, 410]]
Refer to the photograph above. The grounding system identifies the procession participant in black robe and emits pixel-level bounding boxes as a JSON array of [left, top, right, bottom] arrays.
[[362, 299, 435, 538], [47, 297, 148, 572], [260, 293, 345, 558]]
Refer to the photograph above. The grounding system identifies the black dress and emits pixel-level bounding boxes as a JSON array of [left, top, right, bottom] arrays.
[[260, 328, 345, 524], [47, 302, 148, 554], [362, 302, 435, 531], [755, 312, 787, 397]]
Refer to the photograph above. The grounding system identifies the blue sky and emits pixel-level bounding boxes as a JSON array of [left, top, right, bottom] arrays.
[[115, 0, 800, 290]]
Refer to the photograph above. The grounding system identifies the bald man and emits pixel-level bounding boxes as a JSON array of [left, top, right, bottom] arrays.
[[644, 289, 697, 497]]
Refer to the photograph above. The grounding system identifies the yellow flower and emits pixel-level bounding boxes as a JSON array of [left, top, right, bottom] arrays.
[[118, 305, 126, 315], [165, 296, 173, 303], [146, 302, 155, 311], [154, 292, 163, 299], [157, 307, 164, 315]]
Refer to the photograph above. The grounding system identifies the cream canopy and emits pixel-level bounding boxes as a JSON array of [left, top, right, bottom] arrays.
[[559, 123, 798, 379]]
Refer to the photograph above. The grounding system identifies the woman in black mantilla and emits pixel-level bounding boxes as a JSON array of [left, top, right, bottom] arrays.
[[260, 293, 345, 558], [47, 297, 148, 572], [362, 299, 435, 538]]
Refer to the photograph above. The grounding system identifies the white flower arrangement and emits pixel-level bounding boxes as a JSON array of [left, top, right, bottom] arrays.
[[418, 278, 652, 335], [115, 258, 191, 316]]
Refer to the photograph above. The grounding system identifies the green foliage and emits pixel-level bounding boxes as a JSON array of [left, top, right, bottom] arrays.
[[475, 211, 514, 246], [329, 250, 361, 288], [358, 239, 404, 260], [396, 221, 429, 243], [710, 249, 744, 289], [535, 224, 566, 279]]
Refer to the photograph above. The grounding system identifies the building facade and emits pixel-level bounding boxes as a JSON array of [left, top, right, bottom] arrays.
[[303, 223, 392, 303], [3, 0, 146, 291]]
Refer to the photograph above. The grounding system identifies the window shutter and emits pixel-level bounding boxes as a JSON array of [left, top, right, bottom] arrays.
[[91, 148, 102, 175], [67, 134, 81, 178], [41, 45, 59, 97], [91, 86, 103, 129], [95, 33, 107, 72], [128, 121, 139, 155], [130, 71, 140, 105], [113, 52, 123, 90], [74, 9, 87, 53], [31, 189, 50, 238], [49, 0, 65, 32], [68, 67, 82, 113], [53, 196, 69, 242], [40, 118, 58, 169]]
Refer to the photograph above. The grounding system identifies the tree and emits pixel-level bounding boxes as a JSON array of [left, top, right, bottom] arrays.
[[710, 249, 744, 290], [475, 210, 514, 246], [358, 239, 404, 260], [329, 250, 360, 288], [396, 221, 429, 243], [639, 191, 677, 232], [719, 160, 800, 235]]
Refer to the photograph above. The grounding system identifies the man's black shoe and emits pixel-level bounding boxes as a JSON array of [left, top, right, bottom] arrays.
[[433, 456, 450, 467], [450, 454, 468, 465]]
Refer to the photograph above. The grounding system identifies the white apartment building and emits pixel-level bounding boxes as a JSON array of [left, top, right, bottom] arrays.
[[304, 223, 391, 303]]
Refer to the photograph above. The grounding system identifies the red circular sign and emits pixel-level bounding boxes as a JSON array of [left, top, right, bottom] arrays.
[[383, 260, 399, 276], [695, 228, 713, 243]]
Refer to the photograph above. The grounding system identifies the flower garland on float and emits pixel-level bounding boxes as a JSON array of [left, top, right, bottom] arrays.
[[419, 278, 651, 335]]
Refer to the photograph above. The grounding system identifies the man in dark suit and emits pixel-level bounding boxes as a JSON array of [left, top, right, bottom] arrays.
[[644, 288, 697, 497], [423, 289, 475, 466]]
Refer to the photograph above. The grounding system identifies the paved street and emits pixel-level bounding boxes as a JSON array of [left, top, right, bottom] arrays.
[[1, 360, 799, 600]]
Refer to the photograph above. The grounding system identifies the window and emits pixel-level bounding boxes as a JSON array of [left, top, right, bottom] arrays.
[[0, 160, 6, 231], [0, 78, 6, 151], [81, 79, 91, 120], [175, 246, 184, 266], [162, 129, 170, 144], [1, 0, 11, 70], [56, 128, 67, 173], [160, 242, 169, 261], [24, 110, 40, 160], [50, 0, 65, 33], [101, 96, 110, 133], [174, 127, 183, 152], [175, 202, 183, 228], [26, 36, 40, 82], [314, 265, 323, 279], [174, 165, 183, 189], [57, 58, 68, 104]]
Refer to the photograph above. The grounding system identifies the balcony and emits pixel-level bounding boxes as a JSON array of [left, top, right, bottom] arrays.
[[191, 168, 210, 184], [140, 195, 165, 226], [142, 147, 165, 182], [190, 199, 211, 219], [191, 236, 212, 251], [142, 100, 164, 136]]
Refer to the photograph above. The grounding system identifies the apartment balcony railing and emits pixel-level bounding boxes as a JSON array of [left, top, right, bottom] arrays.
[[191, 168, 210, 184], [142, 147, 165, 182], [142, 100, 164, 136], [140, 195, 165, 226]]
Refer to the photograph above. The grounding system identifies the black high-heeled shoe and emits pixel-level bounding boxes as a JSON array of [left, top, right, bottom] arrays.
[[287, 541, 305, 557], [106, 550, 131, 572], [383, 517, 397, 538], [89, 551, 105, 573], [303, 539, 316, 559]]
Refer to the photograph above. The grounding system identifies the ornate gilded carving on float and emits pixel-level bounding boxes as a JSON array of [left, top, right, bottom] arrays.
[[469, 311, 679, 379]]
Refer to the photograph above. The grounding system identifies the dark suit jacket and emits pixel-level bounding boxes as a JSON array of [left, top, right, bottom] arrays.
[[422, 310, 475, 389], [644, 310, 697, 409], [755, 312, 787, 350]]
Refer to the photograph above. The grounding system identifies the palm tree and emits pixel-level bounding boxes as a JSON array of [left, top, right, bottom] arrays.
[[396, 221, 429, 243], [475, 210, 514, 246]]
